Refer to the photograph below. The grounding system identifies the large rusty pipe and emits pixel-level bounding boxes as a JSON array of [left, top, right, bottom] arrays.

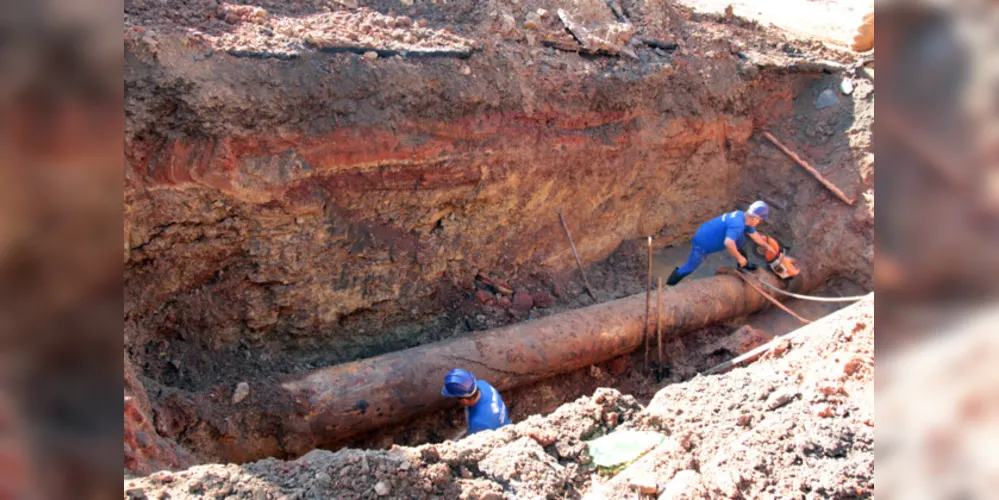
[[176, 258, 827, 462]]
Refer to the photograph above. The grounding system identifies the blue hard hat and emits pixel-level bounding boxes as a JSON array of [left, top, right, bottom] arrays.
[[442, 368, 477, 398], [748, 200, 770, 221]]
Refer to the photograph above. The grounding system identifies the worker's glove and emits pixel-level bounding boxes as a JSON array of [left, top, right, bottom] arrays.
[[740, 262, 758, 271]]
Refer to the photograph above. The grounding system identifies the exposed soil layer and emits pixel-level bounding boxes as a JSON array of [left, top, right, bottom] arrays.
[[123, 0, 873, 476], [124, 295, 873, 499]]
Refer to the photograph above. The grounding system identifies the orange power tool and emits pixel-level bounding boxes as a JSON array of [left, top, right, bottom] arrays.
[[757, 236, 800, 280]]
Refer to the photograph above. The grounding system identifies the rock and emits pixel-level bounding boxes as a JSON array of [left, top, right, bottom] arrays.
[[314, 471, 332, 486], [552, 284, 564, 297], [363, 51, 379, 60], [815, 89, 840, 109], [478, 273, 513, 295], [480, 438, 566, 497], [511, 292, 534, 311], [125, 487, 147, 500], [461, 65, 472, 75], [426, 463, 451, 486], [843, 357, 864, 376], [604, 411, 619, 426], [537, 9, 549, 19], [400, 0, 413, 5], [659, 470, 707, 500], [840, 79, 854, 95], [736, 414, 751, 427], [770, 338, 790, 358], [818, 384, 843, 397], [630, 473, 658, 495], [374, 480, 391, 496], [475, 289, 494, 304], [232, 382, 250, 404], [766, 387, 799, 410], [532, 292, 555, 308], [708, 469, 743, 498], [522, 424, 558, 446], [817, 404, 834, 418], [523, 12, 541, 30], [500, 13, 517, 34]]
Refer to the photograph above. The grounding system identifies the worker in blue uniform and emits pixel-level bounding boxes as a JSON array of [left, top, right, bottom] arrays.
[[667, 201, 773, 286], [441, 368, 511, 436]]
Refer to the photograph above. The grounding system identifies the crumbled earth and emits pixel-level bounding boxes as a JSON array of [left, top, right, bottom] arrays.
[[612, 295, 874, 499], [124, 296, 873, 499]]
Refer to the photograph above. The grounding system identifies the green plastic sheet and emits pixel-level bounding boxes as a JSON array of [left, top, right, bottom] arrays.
[[585, 430, 667, 468]]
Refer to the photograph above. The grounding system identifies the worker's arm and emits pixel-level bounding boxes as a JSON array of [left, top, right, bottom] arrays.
[[724, 238, 748, 267], [748, 231, 768, 247]]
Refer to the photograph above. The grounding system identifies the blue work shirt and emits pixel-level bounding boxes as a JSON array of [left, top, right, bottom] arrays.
[[466, 380, 511, 434], [691, 210, 757, 253]]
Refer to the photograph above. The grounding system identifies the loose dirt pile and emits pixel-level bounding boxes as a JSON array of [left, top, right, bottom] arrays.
[[125, 295, 873, 499]]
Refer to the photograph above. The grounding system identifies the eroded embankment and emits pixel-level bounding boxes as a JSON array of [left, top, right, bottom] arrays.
[[124, 0, 873, 474]]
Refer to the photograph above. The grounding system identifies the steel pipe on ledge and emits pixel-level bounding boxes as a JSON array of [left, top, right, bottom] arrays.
[[166, 256, 828, 463]]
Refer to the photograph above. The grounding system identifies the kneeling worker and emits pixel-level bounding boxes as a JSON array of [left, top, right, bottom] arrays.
[[667, 201, 772, 285], [442, 368, 511, 436]]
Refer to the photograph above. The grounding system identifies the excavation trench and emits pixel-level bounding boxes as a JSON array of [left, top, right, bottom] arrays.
[[159, 254, 838, 464], [125, 1, 873, 475]]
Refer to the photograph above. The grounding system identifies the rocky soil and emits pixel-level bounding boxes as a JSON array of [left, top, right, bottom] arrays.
[[124, 295, 873, 499]]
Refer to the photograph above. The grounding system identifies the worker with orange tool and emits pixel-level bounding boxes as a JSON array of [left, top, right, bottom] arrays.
[[441, 368, 511, 438], [667, 201, 772, 286]]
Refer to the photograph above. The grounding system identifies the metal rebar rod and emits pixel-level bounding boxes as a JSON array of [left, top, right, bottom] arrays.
[[558, 210, 597, 301], [656, 277, 663, 365], [645, 237, 652, 372], [763, 131, 855, 205]]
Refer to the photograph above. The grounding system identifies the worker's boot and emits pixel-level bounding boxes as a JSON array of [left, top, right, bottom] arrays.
[[666, 267, 686, 286]]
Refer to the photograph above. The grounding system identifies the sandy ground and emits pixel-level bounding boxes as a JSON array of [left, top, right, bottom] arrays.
[[680, 0, 872, 48]]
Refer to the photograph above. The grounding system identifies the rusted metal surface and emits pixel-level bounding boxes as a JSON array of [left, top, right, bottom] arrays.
[[180, 260, 827, 462], [645, 237, 652, 371], [763, 131, 855, 205], [656, 277, 663, 366]]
